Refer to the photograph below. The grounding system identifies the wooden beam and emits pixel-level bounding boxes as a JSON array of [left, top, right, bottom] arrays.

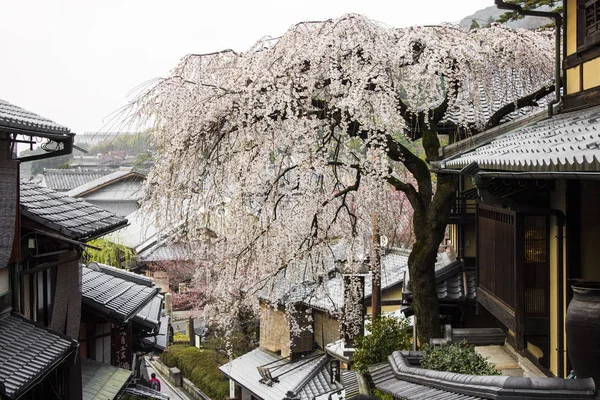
[[477, 286, 516, 332]]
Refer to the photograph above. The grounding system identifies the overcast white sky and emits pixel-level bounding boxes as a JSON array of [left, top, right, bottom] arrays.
[[0, 0, 494, 134]]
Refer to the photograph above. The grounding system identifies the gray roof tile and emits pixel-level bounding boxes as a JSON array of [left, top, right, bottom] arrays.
[[134, 294, 164, 330], [404, 261, 476, 304], [261, 251, 459, 313], [81, 358, 132, 400], [20, 181, 128, 241], [85, 200, 139, 218], [82, 264, 159, 323], [0, 99, 70, 135], [68, 167, 146, 197], [124, 385, 169, 400], [220, 349, 339, 400], [445, 104, 600, 172], [141, 315, 168, 352], [341, 370, 360, 399], [0, 313, 77, 399], [136, 240, 193, 263], [43, 168, 117, 192], [370, 351, 596, 400], [66, 167, 145, 197]]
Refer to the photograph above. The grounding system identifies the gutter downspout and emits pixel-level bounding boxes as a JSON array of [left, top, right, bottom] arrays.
[[494, 0, 563, 116], [552, 210, 566, 378]]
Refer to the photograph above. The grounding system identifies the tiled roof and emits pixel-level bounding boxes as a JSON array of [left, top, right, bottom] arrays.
[[261, 251, 458, 313], [403, 260, 476, 304], [20, 181, 128, 241], [370, 351, 596, 400], [444, 104, 600, 172], [141, 315, 168, 352], [81, 358, 132, 400], [341, 370, 360, 399], [0, 312, 78, 399], [43, 168, 116, 191], [219, 349, 340, 400], [136, 240, 193, 263], [82, 263, 159, 323], [134, 294, 163, 330], [87, 261, 155, 286], [364, 251, 409, 296], [443, 81, 553, 129], [124, 385, 169, 400], [66, 167, 145, 197], [0, 98, 70, 135], [84, 200, 139, 218]]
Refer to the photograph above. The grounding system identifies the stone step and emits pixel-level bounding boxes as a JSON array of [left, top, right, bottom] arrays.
[[475, 345, 519, 370]]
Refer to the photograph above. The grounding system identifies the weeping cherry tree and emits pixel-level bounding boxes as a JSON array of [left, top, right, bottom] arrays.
[[134, 15, 555, 343]]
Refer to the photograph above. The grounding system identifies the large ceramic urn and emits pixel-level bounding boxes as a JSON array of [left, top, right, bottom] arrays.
[[566, 282, 600, 384]]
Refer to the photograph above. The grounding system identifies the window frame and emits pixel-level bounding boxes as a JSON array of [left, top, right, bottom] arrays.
[[578, 0, 600, 51]]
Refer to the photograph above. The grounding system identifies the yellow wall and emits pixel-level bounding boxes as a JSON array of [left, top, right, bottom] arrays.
[[366, 286, 403, 315], [566, 0, 577, 56], [314, 311, 340, 350], [566, 66, 580, 95], [449, 224, 459, 256], [583, 58, 600, 91], [259, 303, 291, 358], [463, 224, 477, 258], [564, 0, 600, 94], [549, 181, 567, 377]]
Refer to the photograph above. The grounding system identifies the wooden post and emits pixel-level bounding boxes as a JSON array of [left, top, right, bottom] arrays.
[[188, 317, 195, 346], [371, 213, 382, 322], [514, 213, 525, 351]]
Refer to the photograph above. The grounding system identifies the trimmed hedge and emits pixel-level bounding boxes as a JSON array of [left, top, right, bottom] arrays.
[[421, 341, 499, 376], [160, 345, 229, 400]]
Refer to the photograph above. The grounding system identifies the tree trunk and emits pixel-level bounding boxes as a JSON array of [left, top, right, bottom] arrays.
[[371, 213, 382, 322], [408, 173, 457, 345]]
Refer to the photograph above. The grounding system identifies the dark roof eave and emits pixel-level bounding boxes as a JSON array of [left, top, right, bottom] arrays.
[[0, 124, 72, 139], [82, 286, 159, 324], [3, 314, 78, 400], [20, 209, 128, 242]]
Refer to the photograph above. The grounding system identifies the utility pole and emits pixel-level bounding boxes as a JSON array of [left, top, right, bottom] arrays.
[[371, 213, 382, 322]]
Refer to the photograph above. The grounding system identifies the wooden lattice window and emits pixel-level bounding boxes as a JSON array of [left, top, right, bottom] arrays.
[[524, 216, 549, 317], [579, 0, 600, 49], [477, 205, 516, 309]]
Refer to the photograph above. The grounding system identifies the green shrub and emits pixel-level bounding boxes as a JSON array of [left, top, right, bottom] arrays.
[[373, 389, 395, 400], [353, 316, 411, 373], [420, 341, 499, 375], [160, 345, 229, 399], [172, 331, 189, 343]]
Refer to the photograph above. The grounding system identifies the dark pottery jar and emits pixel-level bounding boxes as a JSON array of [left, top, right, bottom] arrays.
[[566, 282, 600, 384]]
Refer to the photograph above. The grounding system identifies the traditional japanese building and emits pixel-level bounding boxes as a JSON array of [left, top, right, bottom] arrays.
[[435, 0, 600, 380], [0, 99, 81, 400]]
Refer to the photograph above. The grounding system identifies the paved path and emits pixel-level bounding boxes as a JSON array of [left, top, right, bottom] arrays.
[[475, 345, 547, 377], [141, 356, 194, 400]]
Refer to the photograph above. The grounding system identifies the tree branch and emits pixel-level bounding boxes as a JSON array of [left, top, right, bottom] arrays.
[[385, 135, 432, 203], [485, 84, 555, 129]]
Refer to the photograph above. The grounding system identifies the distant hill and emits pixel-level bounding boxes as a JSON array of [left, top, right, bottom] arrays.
[[458, 3, 560, 30]]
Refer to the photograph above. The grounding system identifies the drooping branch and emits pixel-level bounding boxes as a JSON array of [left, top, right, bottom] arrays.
[[484, 84, 555, 129]]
